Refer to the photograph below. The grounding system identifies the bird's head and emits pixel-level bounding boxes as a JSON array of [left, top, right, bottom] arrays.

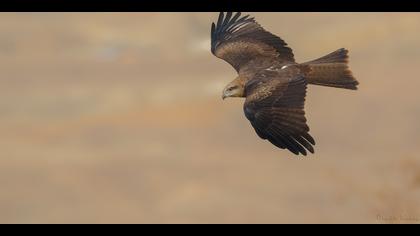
[[222, 77, 245, 100]]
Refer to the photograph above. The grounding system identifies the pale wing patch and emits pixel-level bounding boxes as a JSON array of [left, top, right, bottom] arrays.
[[214, 40, 278, 70], [246, 79, 282, 102]]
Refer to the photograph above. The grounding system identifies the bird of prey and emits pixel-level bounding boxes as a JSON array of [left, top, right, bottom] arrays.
[[211, 12, 359, 156]]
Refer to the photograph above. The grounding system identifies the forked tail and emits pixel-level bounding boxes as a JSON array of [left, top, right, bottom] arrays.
[[300, 48, 359, 90]]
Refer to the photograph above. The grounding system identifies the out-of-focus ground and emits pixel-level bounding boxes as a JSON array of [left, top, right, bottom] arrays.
[[0, 13, 420, 224]]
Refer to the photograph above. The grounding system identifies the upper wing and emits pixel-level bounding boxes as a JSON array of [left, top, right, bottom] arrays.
[[243, 67, 315, 155], [211, 12, 295, 72]]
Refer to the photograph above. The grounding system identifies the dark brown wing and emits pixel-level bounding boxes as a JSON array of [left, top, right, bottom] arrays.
[[211, 12, 295, 72], [243, 67, 315, 155]]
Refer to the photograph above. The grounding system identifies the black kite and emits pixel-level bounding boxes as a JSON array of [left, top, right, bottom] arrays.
[[211, 12, 359, 156]]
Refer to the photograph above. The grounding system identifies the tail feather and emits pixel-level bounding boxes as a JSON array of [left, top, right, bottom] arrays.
[[301, 48, 359, 90]]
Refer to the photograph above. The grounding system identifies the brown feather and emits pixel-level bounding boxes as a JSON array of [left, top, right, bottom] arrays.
[[211, 12, 295, 72], [301, 48, 359, 90], [243, 68, 315, 156]]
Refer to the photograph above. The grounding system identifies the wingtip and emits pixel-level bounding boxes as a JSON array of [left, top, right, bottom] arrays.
[[214, 12, 245, 27], [217, 12, 224, 25]]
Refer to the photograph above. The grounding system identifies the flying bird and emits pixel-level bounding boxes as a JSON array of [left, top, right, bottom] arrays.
[[211, 12, 359, 156]]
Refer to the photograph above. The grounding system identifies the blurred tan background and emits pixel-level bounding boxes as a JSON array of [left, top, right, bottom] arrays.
[[0, 13, 420, 224]]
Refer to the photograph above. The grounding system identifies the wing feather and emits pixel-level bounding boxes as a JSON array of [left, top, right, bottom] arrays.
[[211, 12, 295, 72], [243, 68, 315, 156]]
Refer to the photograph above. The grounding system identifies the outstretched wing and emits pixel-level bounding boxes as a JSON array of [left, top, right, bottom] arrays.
[[211, 12, 295, 72], [243, 66, 315, 155]]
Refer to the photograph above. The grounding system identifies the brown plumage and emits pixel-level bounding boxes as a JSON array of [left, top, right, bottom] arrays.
[[212, 12, 359, 156]]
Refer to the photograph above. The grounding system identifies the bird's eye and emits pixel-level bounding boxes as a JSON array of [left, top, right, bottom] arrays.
[[228, 86, 237, 91]]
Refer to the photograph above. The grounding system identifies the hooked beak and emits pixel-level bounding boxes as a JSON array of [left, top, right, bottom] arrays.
[[222, 91, 228, 100]]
